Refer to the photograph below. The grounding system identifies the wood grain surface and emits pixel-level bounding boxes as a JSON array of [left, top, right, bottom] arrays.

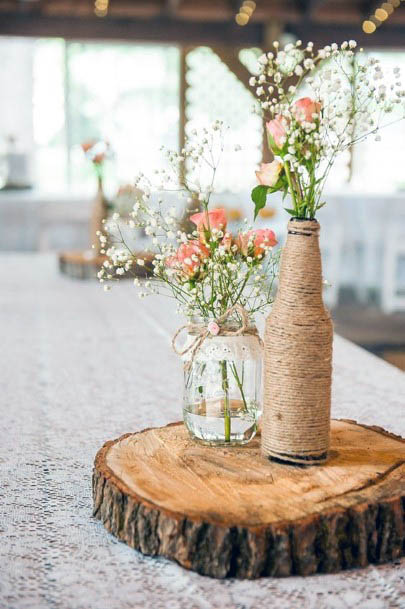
[[93, 419, 405, 579]]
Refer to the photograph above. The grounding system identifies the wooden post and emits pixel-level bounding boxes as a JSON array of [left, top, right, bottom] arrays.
[[179, 45, 188, 182]]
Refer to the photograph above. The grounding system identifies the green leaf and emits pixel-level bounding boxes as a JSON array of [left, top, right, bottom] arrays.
[[267, 176, 285, 194], [284, 208, 297, 216], [251, 185, 269, 219]]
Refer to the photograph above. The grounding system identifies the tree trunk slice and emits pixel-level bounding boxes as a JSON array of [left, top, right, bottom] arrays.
[[59, 250, 154, 280], [92, 419, 405, 579]]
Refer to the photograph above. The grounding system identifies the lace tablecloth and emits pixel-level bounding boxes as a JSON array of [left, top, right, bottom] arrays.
[[1, 254, 405, 609]]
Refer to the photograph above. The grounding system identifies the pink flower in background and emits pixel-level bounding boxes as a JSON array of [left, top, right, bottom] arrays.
[[255, 161, 283, 187], [292, 97, 322, 124], [266, 116, 288, 150], [238, 229, 278, 258], [81, 140, 96, 154], [166, 241, 209, 278], [81, 139, 111, 165], [190, 208, 227, 234]]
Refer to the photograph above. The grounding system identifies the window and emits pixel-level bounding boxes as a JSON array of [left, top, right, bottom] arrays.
[[350, 51, 405, 194], [33, 39, 180, 193], [185, 47, 262, 194], [2, 37, 404, 196]]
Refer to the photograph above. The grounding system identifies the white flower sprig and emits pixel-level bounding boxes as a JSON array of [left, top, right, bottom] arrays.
[[250, 40, 405, 219], [97, 123, 280, 319]]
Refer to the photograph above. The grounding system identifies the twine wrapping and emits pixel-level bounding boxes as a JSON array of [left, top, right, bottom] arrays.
[[172, 304, 262, 370], [261, 219, 333, 465]]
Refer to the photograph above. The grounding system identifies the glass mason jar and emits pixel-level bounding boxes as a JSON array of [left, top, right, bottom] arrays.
[[182, 317, 263, 445]]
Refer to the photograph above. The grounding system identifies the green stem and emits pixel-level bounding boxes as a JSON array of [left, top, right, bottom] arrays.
[[229, 362, 248, 412], [283, 161, 298, 215], [220, 360, 231, 442]]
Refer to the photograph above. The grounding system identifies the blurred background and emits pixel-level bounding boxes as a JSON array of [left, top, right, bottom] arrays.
[[1, 0, 405, 368]]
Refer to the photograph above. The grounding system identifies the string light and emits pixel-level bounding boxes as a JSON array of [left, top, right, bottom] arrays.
[[235, 0, 256, 26], [375, 7, 388, 19], [362, 20, 377, 33], [235, 12, 249, 25], [95, 0, 109, 17], [362, 0, 399, 33], [381, 2, 394, 12]]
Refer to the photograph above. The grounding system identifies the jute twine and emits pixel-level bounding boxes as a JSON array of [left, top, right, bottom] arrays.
[[262, 219, 333, 465], [172, 304, 262, 370]]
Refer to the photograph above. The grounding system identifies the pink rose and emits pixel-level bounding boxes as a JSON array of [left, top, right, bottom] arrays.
[[292, 97, 322, 124], [190, 208, 227, 244], [221, 232, 233, 251], [266, 115, 288, 150], [190, 208, 227, 232], [207, 321, 220, 336], [238, 229, 278, 258], [165, 255, 179, 269], [166, 241, 209, 279], [255, 160, 283, 187]]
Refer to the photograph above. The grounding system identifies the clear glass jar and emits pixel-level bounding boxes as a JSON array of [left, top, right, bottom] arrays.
[[182, 318, 263, 445]]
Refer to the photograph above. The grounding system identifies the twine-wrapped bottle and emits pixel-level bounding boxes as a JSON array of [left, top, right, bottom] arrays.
[[262, 218, 333, 464]]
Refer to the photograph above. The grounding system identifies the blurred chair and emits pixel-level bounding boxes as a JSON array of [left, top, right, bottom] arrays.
[[339, 194, 369, 302], [351, 195, 390, 303], [39, 202, 90, 251], [318, 201, 344, 309], [381, 199, 405, 313]]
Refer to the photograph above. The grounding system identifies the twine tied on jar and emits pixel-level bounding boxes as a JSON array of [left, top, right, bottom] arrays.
[[172, 304, 262, 371]]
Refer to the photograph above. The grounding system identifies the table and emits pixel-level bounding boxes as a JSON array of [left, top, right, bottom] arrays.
[[1, 253, 405, 609]]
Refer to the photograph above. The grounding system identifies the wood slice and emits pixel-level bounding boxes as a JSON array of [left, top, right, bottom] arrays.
[[93, 419, 405, 579], [58, 250, 154, 280], [58, 250, 107, 279]]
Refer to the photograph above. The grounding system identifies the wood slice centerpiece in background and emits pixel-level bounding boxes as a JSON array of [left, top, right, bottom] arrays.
[[93, 419, 405, 579], [59, 176, 108, 279], [59, 178, 154, 279]]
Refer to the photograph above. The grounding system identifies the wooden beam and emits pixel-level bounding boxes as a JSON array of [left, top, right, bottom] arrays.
[[210, 46, 271, 163], [361, 0, 381, 19], [178, 45, 189, 178], [0, 13, 265, 45], [211, 46, 252, 88], [0, 10, 405, 48], [4, 0, 405, 26], [164, 0, 182, 18], [303, 0, 330, 20], [287, 21, 405, 47]]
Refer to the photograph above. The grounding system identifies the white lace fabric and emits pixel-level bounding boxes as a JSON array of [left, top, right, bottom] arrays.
[[181, 333, 263, 362], [1, 254, 405, 609]]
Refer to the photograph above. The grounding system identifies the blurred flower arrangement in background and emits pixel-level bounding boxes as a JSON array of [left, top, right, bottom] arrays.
[[250, 39, 405, 219], [81, 139, 112, 181], [97, 122, 280, 320]]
